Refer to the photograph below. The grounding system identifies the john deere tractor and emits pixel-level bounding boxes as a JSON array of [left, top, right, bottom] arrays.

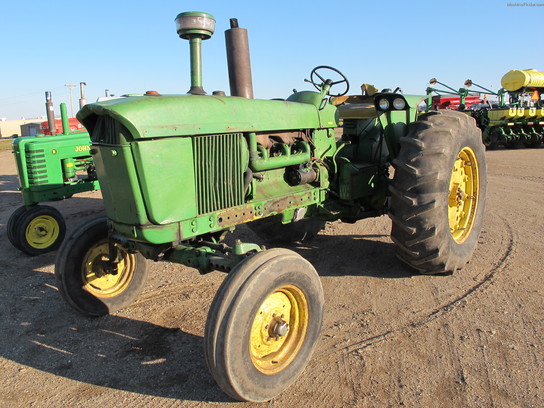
[[8, 101, 99, 255], [54, 12, 487, 402]]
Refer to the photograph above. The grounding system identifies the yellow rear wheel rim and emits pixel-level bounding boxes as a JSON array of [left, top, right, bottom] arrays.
[[448, 146, 480, 243], [81, 240, 135, 298], [25, 215, 60, 249], [249, 285, 309, 375]]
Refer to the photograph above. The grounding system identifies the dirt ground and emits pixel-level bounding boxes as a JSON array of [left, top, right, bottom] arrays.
[[0, 146, 542, 408]]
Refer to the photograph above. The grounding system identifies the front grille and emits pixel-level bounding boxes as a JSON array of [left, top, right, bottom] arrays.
[[25, 149, 48, 185], [193, 133, 245, 215]]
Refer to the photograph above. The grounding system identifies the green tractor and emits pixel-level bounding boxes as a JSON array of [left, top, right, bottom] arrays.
[[8, 100, 99, 255], [55, 12, 487, 402]]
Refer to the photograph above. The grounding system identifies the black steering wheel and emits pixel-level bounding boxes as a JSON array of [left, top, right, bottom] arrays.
[[309, 65, 350, 96]]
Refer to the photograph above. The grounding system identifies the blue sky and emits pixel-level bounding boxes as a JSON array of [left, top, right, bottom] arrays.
[[0, 0, 542, 120]]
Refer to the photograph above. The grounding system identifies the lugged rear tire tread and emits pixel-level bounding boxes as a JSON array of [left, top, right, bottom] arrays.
[[388, 110, 487, 274]]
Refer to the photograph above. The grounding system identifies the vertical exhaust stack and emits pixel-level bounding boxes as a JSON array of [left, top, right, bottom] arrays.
[[79, 82, 87, 108], [225, 18, 254, 99], [45, 91, 56, 135], [60, 103, 69, 134]]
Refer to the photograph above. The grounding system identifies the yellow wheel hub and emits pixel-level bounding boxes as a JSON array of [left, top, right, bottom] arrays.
[[25, 215, 60, 249], [81, 240, 135, 298], [249, 284, 309, 375], [448, 146, 480, 243]]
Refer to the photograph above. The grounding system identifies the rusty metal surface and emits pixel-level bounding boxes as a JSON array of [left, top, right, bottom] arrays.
[[216, 191, 317, 229]]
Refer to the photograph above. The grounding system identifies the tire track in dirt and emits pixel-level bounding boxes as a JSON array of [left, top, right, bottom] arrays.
[[298, 215, 517, 406], [342, 216, 516, 354], [129, 283, 213, 310]]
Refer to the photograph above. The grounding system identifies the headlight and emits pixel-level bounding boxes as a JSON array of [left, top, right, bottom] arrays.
[[393, 97, 406, 110], [378, 98, 390, 110]]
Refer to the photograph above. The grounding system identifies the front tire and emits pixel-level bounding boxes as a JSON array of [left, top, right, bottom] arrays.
[[388, 110, 487, 274], [7, 205, 28, 251], [204, 249, 324, 402], [55, 217, 147, 316], [12, 205, 66, 256]]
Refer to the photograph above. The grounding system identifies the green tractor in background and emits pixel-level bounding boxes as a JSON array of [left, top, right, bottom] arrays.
[[54, 12, 487, 402], [8, 100, 99, 255]]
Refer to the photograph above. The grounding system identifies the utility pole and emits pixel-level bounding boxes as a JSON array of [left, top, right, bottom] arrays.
[[64, 84, 76, 117]]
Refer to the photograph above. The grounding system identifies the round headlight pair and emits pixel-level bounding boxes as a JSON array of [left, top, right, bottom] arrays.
[[378, 97, 406, 110]]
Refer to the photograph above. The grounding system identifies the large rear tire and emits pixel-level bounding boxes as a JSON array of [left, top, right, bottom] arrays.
[[388, 110, 487, 274], [204, 249, 324, 402], [55, 217, 147, 316]]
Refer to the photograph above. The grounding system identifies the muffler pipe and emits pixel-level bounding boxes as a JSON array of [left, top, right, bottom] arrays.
[[45, 91, 56, 135], [225, 18, 254, 99]]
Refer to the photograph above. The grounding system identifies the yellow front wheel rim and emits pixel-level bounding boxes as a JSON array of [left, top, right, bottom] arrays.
[[249, 285, 309, 375], [25, 215, 60, 249], [81, 240, 135, 298], [448, 146, 480, 243]]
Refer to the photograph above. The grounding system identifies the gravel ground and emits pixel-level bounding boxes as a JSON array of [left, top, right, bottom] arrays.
[[0, 146, 543, 407]]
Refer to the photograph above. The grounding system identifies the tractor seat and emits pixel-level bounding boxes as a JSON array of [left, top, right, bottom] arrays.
[[336, 103, 377, 119], [332, 95, 378, 119]]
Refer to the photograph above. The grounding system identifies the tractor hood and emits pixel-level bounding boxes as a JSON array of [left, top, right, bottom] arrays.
[[77, 94, 339, 140]]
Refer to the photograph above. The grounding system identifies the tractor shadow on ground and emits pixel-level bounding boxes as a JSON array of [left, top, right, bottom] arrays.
[[0, 269, 232, 403], [235, 224, 416, 280], [291, 234, 416, 279]]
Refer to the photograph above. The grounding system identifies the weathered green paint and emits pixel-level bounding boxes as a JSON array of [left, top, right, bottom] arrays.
[[131, 137, 198, 224], [165, 239, 261, 274], [78, 94, 338, 140], [248, 132, 311, 171], [91, 144, 149, 225], [108, 185, 322, 245], [189, 38, 203, 91]]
